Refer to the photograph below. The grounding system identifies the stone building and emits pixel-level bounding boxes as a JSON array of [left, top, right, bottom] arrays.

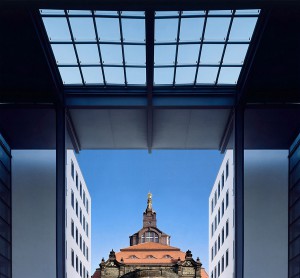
[[92, 193, 208, 278]]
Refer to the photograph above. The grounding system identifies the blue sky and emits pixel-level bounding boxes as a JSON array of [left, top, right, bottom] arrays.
[[76, 150, 224, 272]]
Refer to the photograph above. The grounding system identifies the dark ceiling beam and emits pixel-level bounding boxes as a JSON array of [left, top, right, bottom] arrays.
[[145, 10, 155, 154], [218, 9, 270, 153], [30, 9, 82, 153]]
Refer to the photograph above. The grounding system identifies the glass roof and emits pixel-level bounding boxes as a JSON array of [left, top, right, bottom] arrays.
[[40, 9, 260, 88]]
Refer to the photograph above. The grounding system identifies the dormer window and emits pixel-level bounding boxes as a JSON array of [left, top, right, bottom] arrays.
[[163, 255, 173, 259], [146, 255, 156, 259], [128, 255, 138, 259]]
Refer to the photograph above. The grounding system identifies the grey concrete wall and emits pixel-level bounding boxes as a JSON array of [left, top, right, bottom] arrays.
[[12, 150, 56, 278], [244, 150, 288, 278]]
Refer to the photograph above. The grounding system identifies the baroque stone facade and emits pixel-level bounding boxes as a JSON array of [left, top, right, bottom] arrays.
[[92, 193, 208, 278]]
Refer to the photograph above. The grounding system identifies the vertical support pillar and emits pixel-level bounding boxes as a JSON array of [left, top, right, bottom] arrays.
[[56, 104, 66, 278], [234, 105, 244, 278]]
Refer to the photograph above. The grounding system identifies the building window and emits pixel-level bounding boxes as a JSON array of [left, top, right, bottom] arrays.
[[226, 249, 229, 267], [218, 182, 220, 198], [76, 228, 78, 244], [86, 246, 89, 261], [76, 256, 78, 272], [86, 223, 89, 237], [218, 209, 220, 224], [211, 247, 214, 261], [83, 216, 86, 231], [71, 249, 74, 267], [214, 267, 216, 278], [87, 271, 89, 278], [71, 219, 74, 238], [221, 256, 224, 272], [221, 228, 224, 244], [226, 190, 229, 208], [221, 200, 224, 217], [80, 261, 82, 277], [226, 160, 229, 180], [226, 220, 229, 238], [214, 190, 217, 206], [221, 172, 224, 189], [83, 241, 85, 256], [214, 241, 217, 256], [76, 200, 78, 216], [71, 160, 74, 179], [80, 235, 82, 250], [218, 261, 220, 277], [218, 235, 220, 250], [141, 231, 159, 243], [211, 199, 214, 214], [83, 191, 86, 206], [83, 266, 86, 278], [71, 190, 74, 208], [76, 172, 78, 189], [214, 216, 217, 231], [80, 182, 82, 198], [86, 199, 89, 214], [211, 223, 214, 237], [80, 208, 82, 224], [211, 271, 213, 278]]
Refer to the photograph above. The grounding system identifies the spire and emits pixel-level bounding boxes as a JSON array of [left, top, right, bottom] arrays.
[[147, 192, 153, 212], [143, 192, 157, 228]]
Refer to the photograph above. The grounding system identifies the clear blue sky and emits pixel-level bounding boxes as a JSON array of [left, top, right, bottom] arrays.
[[76, 150, 224, 273]]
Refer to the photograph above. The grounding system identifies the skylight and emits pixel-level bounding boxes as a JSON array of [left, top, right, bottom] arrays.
[[40, 9, 260, 87]]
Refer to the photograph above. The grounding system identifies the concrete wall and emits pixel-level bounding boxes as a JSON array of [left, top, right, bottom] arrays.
[[244, 150, 288, 278], [12, 150, 56, 278]]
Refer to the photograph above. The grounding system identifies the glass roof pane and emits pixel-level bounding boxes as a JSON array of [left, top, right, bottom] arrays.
[[67, 10, 92, 15], [229, 17, 258, 41], [155, 11, 179, 16], [42, 17, 71, 41], [155, 18, 178, 42], [58, 67, 82, 84], [154, 68, 174, 85], [177, 44, 199, 65], [180, 18, 204, 41], [96, 18, 120, 41], [100, 44, 123, 64], [69, 17, 96, 41], [235, 9, 260, 15], [124, 45, 145, 65], [204, 17, 231, 41], [155, 45, 176, 65], [95, 11, 118, 16], [51, 44, 77, 64], [182, 11, 205, 16], [103, 67, 125, 84], [122, 11, 145, 17], [223, 44, 249, 64], [40, 9, 65, 15], [76, 44, 100, 65], [197, 67, 219, 84], [218, 67, 242, 84], [126, 68, 146, 85], [122, 18, 145, 42], [200, 44, 224, 64], [81, 67, 103, 84], [175, 67, 196, 84], [208, 10, 232, 15]]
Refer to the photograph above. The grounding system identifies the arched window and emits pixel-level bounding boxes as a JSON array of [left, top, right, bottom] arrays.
[[141, 231, 159, 243], [163, 255, 173, 259]]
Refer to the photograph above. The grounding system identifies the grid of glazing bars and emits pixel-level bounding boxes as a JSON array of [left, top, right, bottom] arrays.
[[40, 9, 260, 87]]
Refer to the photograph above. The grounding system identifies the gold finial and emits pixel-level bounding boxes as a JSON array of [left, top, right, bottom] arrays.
[[147, 192, 153, 210]]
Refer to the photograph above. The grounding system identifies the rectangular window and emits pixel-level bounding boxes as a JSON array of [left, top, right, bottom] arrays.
[[76, 228, 78, 244], [218, 235, 220, 250], [86, 246, 89, 261], [71, 219, 74, 238], [84, 266, 86, 278], [221, 172, 224, 189], [80, 182, 82, 198], [214, 190, 217, 205], [221, 256, 224, 272], [214, 216, 217, 230], [80, 208, 82, 224], [83, 191, 86, 206], [226, 160, 229, 180], [76, 172, 78, 189], [211, 199, 214, 214], [226, 249, 229, 267], [218, 261, 220, 277], [226, 220, 229, 238], [80, 261, 82, 277], [86, 222, 89, 237], [76, 256, 78, 272], [87, 271, 89, 278], [83, 216, 86, 230], [211, 247, 214, 261], [226, 190, 229, 208], [76, 200, 78, 216], [86, 199, 89, 214], [218, 209, 220, 224], [211, 271, 213, 278], [80, 235, 82, 250], [71, 249, 74, 267], [218, 182, 220, 198], [214, 267, 216, 278], [83, 241, 86, 256], [211, 223, 214, 237], [71, 160, 74, 179], [221, 200, 224, 216], [214, 241, 217, 256], [71, 190, 74, 208], [221, 228, 224, 244]]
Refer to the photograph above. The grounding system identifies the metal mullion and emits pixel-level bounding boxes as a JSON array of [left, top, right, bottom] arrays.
[[50, 41, 145, 45], [194, 11, 208, 85], [0, 234, 11, 245], [118, 12, 127, 86], [215, 11, 235, 85], [172, 12, 182, 86], [64, 10, 85, 85], [92, 11, 106, 86], [59, 64, 145, 68], [0, 215, 9, 226]]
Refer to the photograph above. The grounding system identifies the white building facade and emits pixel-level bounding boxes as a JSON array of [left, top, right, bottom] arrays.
[[66, 150, 91, 278], [209, 150, 234, 278]]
